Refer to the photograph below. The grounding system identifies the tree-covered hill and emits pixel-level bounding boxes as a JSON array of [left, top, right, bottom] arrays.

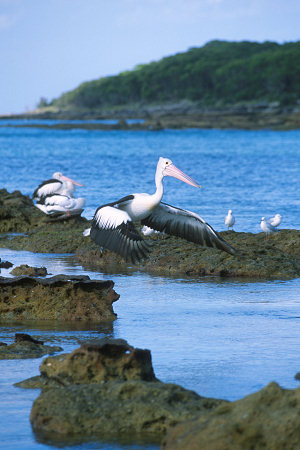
[[50, 40, 300, 110]]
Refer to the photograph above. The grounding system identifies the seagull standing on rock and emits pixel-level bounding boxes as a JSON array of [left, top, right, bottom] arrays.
[[268, 214, 282, 227], [260, 217, 278, 236], [225, 210, 235, 230]]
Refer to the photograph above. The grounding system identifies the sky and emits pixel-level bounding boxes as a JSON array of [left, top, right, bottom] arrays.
[[0, 0, 299, 115]]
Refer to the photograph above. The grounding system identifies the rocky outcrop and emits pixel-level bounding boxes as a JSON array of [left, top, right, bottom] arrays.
[[0, 333, 62, 359], [0, 189, 89, 250], [162, 382, 300, 450], [0, 188, 45, 232], [17, 339, 225, 444], [77, 230, 300, 279], [0, 275, 119, 322], [10, 264, 48, 277], [1, 189, 299, 279]]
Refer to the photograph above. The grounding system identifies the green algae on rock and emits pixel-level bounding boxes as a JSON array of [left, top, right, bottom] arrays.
[[162, 382, 300, 450], [0, 275, 119, 322]]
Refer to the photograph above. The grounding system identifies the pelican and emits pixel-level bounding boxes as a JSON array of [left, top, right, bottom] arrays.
[[33, 172, 83, 200], [35, 194, 85, 216], [86, 157, 237, 263], [260, 217, 278, 235], [225, 209, 235, 230], [268, 214, 282, 227]]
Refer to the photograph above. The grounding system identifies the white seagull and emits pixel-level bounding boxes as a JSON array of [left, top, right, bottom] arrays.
[[260, 217, 278, 235], [268, 214, 282, 227], [86, 157, 237, 263], [33, 172, 84, 201], [225, 209, 235, 230]]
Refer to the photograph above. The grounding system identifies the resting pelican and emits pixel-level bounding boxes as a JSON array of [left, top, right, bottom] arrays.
[[33, 172, 83, 200], [86, 157, 236, 263], [224, 209, 235, 230], [268, 214, 282, 227], [36, 194, 85, 216]]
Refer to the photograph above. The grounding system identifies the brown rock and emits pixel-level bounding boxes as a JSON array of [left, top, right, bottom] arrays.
[[10, 264, 48, 277], [38, 339, 157, 386], [0, 275, 119, 322], [25, 339, 225, 444], [162, 382, 300, 449]]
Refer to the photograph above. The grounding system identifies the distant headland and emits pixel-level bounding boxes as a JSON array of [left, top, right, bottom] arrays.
[[1, 40, 300, 130]]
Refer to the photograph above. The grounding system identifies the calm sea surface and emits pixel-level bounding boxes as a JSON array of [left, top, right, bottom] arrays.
[[0, 122, 300, 449]]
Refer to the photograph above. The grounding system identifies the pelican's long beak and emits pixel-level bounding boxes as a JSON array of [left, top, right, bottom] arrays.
[[164, 163, 201, 188], [60, 175, 84, 187]]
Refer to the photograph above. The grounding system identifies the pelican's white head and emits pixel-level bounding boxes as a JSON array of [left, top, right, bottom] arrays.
[[52, 172, 83, 187], [157, 157, 201, 188]]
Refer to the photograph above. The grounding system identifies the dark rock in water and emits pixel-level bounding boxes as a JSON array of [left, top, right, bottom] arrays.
[[15, 333, 44, 345], [0, 333, 62, 359], [22, 339, 225, 444], [10, 264, 48, 277], [162, 382, 300, 450], [0, 258, 13, 268], [0, 275, 119, 322]]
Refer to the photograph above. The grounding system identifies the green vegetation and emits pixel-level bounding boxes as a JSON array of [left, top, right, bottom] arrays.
[[51, 40, 300, 110]]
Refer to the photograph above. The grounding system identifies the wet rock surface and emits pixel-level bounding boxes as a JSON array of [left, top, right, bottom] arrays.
[[10, 264, 48, 277], [0, 275, 119, 322], [0, 333, 62, 359], [162, 382, 300, 450], [18, 339, 225, 444]]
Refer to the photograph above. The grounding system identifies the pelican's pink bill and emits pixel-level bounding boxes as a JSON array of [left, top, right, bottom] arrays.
[[164, 163, 201, 188], [60, 175, 84, 186]]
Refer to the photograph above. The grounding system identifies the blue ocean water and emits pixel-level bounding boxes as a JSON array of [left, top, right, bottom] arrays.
[[0, 122, 300, 449], [1, 124, 299, 230]]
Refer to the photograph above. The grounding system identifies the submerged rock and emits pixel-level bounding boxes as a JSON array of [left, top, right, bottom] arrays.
[[10, 264, 48, 277], [0, 275, 119, 322], [162, 382, 300, 449], [0, 258, 13, 268], [0, 333, 62, 359], [18, 339, 225, 444]]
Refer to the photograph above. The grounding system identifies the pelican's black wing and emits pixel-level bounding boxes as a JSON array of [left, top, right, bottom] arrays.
[[142, 202, 237, 255]]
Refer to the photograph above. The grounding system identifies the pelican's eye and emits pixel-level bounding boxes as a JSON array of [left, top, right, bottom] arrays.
[[165, 161, 169, 165]]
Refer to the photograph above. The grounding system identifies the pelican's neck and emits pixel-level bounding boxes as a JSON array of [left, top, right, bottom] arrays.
[[151, 170, 164, 205]]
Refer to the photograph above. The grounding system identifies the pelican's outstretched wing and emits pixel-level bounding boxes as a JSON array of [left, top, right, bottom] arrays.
[[91, 201, 150, 263], [142, 202, 237, 255]]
